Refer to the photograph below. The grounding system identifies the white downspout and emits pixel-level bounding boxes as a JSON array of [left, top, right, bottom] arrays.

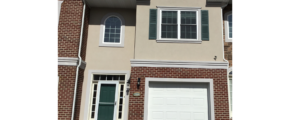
[[221, 3, 232, 118], [71, 3, 86, 120]]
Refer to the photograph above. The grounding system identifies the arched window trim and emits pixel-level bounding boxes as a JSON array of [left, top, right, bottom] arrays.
[[224, 11, 232, 42], [99, 13, 125, 47]]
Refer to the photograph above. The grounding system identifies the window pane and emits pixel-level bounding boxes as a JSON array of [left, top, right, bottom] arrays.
[[92, 105, 95, 111], [120, 75, 125, 80], [107, 75, 113, 80], [161, 25, 177, 38], [104, 16, 121, 43], [162, 11, 177, 24], [180, 25, 197, 39], [93, 75, 100, 80], [181, 11, 196, 24], [93, 98, 96, 104], [112, 75, 119, 80], [91, 112, 95, 118], [118, 112, 122, 119], [100, 75, 106, 80], [228, 15, 232, 38]]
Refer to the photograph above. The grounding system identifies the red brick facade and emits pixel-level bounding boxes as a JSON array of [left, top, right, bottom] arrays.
[[58, 0, 84, 58], [58, 66, 77, 120], [128, 67, 230, 120], [58, 0, 89, 120]]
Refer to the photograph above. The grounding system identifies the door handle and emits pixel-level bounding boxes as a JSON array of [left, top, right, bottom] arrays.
[[115, 101, 116, 105]]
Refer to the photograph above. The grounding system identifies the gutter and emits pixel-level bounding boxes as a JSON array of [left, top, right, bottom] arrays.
[[71, 3, 86, 120]]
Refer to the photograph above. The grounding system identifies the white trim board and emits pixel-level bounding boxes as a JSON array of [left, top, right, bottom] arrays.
[[143, 78, 215, 120], [58, 57, 86, 69], [58, 1, 63, 24], [130, 59, 228, 69], [83, 70, 131, 120]]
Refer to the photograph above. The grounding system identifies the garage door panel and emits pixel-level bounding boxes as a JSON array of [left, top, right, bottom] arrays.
[[193, 112, 206, 120], [166, 97, 179, 106], [180, 112, 191, 120], [151, 111, 164, 120], [148, 82, 209, 120], [166, 111, 178, 120]]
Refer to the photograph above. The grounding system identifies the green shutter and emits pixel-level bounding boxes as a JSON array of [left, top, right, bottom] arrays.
[[201, 10, 209, 41], [149, 9, 157, 39]]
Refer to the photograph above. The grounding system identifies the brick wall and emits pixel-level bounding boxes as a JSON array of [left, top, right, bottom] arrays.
[[223, 4, 232, 67], [58, 66, 77, 120], [128, 67, 230, 120], [58, 0, 84, 58], [58, 0, 88, 120]]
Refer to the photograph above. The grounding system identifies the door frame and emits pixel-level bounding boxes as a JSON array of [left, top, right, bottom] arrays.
[[94, 81, 119, 120], [143, 78, 215, 120]]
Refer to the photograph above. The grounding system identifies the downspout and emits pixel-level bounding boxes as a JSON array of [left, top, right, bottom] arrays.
[[220, 1, 232, 118], [71, 2, 86, 120]]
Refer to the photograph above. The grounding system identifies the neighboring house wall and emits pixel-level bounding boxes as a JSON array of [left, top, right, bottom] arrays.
[[223, 5, 232, 67], [135, 0, 224, 62], [79, 8, 136, 120], [58, 0, 84, 58], [58, 0, 89, 120]]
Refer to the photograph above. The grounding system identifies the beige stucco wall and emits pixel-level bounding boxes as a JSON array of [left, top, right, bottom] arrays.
[[79, 8, 136, 120], [135, 0, 224, 62]]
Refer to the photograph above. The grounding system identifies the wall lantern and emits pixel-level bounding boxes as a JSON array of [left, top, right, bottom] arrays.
[[126, 78, 131, 95], [137, 78, 141, 89]]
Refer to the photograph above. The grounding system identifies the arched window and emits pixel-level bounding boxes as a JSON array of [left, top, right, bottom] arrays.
[[99, 13, 125, 47], [104, 16, 121, 43]]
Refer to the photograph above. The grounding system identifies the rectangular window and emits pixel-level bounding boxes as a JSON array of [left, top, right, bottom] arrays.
[[156, 7, 203, 43], [160, 10, 198, 40]]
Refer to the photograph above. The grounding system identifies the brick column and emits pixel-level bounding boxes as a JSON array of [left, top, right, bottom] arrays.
[[58, 0, 89, 120]]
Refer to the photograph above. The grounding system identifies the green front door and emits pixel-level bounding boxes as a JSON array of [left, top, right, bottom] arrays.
[[97, 84, 116, 120]]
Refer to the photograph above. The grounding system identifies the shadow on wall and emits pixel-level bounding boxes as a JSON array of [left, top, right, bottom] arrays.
[[89, 8, 136, 26]]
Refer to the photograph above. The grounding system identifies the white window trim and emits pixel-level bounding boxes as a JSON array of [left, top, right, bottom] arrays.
[[99, 13, 125, 47], [83, 70, 130, 120], [56, 1, 63, 27], [156, 6, 202, 43], [224, 11, 232, 42], [143, 78, 215, 120]]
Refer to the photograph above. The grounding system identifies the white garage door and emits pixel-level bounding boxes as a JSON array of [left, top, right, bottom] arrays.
[[148, 82, 209, 120]]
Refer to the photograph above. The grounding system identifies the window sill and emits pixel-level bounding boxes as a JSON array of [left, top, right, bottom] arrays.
[[225, 39, 232, 42], [156, 39, 202, 44], [99, 43, 124, 47]]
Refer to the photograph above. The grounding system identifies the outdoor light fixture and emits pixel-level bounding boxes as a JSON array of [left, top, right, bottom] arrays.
[[137, 78, 141, 89], [127, 78, 131, 86], [126, 78, 131, 95]]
